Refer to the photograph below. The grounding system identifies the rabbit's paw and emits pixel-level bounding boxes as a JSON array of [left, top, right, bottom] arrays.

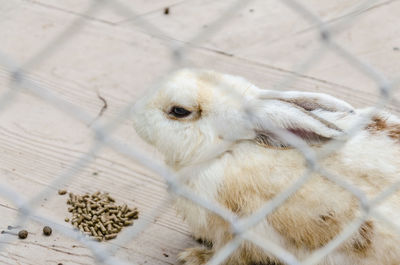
[[178, 247, 213, 265]]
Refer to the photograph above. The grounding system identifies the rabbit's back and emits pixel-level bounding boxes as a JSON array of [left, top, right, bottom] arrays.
[[220, 140, 400, 263], [181, 109, 400, 264]]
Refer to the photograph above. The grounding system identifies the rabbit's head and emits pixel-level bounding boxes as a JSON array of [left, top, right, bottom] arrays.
[[132, 69, 354, 169]]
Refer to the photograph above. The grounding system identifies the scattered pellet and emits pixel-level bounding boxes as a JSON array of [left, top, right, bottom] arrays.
[[164, 7, 169, 15], [58, 189, 67, 195], [105, 233, 117, 240], [124, 220, 133, 226], [43, 226, 52, 236], [18, 230, 28, 239], [94, 236, 103, 242], [121, 204, 127, 213]]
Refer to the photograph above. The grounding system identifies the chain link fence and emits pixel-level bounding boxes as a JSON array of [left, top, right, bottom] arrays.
[[0, 0, 399, 264]]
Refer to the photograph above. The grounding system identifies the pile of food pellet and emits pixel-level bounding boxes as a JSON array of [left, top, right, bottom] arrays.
[[60, 190, 139, 241]]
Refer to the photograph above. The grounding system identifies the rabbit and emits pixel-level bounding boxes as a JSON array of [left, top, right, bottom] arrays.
[[132, 68, 400, 265]]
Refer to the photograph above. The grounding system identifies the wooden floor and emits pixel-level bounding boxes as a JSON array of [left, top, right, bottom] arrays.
[[0, 0, 400, 264]]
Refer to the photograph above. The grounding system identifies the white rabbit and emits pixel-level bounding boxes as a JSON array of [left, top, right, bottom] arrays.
[[132, 69, 400, 265]]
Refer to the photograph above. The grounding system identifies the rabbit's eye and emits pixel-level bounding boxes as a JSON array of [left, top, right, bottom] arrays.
[[169, 106, 192, 118]]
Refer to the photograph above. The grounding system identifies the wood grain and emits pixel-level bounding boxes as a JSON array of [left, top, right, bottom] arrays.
[[0, 0, 399, 264]]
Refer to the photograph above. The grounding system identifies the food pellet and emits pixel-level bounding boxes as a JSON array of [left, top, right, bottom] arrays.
[[124, 220, 133, 226], [18, 230, 28, 239], [105, 233, 117, 240], [164, 7, 169, 15], [43, 226, 52, 236], [58, 189, 67, 195], [63, 191, 139, 241]]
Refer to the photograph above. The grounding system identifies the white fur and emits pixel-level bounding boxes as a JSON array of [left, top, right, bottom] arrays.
[[132, 68, 400, 265]]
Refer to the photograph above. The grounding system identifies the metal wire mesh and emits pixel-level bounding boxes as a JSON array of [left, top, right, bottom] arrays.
[[0, 0, 399, 264]]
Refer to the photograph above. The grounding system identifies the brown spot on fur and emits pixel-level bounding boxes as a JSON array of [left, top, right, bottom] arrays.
[[195, 237, 213, 248], [221, 178, 356, 250], [219, 165, 277, 216], [367, 116, 388, 131], [367, 116, 400, 141], [387, 124, 400, 140], [266, 180, 359, 250], [218, 149, 368, 258], [319, 211, 335, 222], [268, 207, 344, 249], [225, 241, 284, 265], [352, 221, 374, 254], [178, 247, 213, 265]]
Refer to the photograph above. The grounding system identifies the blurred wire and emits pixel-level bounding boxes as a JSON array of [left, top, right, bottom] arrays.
[[0, 0, 399, 264]]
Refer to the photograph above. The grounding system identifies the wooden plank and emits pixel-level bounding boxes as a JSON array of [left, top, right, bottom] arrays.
[[0, 112, 192, 264], [119, 0, 400, 109], [2, 0, 398, 111], [118, 0, 366, 49], [0, 202, 190, 265], [0, 0, 400, 264], [20, 0, 189, 24]]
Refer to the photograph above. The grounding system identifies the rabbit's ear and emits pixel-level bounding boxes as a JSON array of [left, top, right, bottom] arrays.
[[257, 90, 354, 113], [247, 97, 347, 148]]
